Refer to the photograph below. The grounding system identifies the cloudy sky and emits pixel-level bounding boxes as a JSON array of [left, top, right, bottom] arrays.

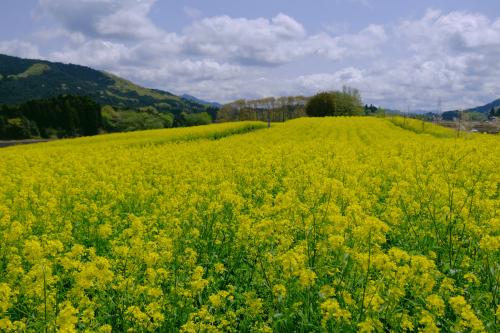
[[0, 0, 499, 109]]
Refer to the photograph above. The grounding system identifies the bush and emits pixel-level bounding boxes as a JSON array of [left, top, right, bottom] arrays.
[[181, 112, 212, 127], [306, 91, 363, 117], [102, 106, 175, 132]]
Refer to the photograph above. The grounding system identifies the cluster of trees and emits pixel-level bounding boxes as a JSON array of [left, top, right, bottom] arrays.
[[489, 107, 499, 119], [305, 88, 363, 117], [218, 87, 369, 123], [0, 95, 101, 140], [218, 96, 309, 123], [0, 94, 217, 140], [101, 106, 174, 133], [178, 112, 213, 127], [441, 110, 488, 122], [99, 105, 215, 133]]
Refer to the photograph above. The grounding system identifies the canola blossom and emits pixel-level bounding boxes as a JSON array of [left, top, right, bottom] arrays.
[[0, 118, 498, 332]]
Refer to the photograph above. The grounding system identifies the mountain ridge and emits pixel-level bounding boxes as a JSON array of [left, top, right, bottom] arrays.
[[181, 94, 222, 108], [0, 53, 206, 114], [466, 98, 500, 114]]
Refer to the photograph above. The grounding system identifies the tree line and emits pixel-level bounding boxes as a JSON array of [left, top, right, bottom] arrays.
[[217, 96, 309, 123], [217, 87, 370, 123], [0, 95, 219, 140], [101, 106, 215, 133], [0, 95, 101, 140]]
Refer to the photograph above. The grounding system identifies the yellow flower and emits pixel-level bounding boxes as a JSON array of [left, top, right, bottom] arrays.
[[400, 313, 414, 331], [190, 266, 209, 294], [449, 296, 485, 333], [56, 302, 78, 333], [320, 298, 351, 327], [209, 290, 230, 308], [272, 284, 287, 300], [0, 283, 12, 313], [357, 318, 381, 333], [244, 292, 263, 317], [97, 223, 113, 239], [419, 311, 439, 333], [98, 324, 113, 333], [214, 263, 225, 274], [23, 239, 43, 262], [298, 269, 317, 288], [425, 294, 445, 316], [463, 272, 479, 285], [479, 235, 499, 252], [328, 235, 344, 249], [319, 285, 335, 299]]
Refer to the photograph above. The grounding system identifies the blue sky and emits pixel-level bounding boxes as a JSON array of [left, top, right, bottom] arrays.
[[1, 0, 499, 109]]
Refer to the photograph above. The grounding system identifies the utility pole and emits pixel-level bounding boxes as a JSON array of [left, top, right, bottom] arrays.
[[436, 98, 442, 124], [457, 109, 463, 138]]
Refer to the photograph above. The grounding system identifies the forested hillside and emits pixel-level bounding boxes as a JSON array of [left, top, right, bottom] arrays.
[[0, 54, 206, 114], [0, 95, 101, 139]]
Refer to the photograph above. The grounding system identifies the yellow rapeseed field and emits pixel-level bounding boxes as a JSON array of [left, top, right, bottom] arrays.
[[0, 118, 498, 332]]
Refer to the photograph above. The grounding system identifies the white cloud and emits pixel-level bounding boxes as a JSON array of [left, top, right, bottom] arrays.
[[4, 3, 499, 108], [181, 13, 386, 67], [280, 10, 500, 110], [50, 40, 130, 67], [34, 28, 86, 44], [390, 9, 500, 109], [399, 9, 500, 53], [310, 24, 387, 60], [183, 13, 308, 66], [295, 68, 365, 93], [34, 2, 388, 68], [0, 40, 41, 59], [38, 0, 161, 40]]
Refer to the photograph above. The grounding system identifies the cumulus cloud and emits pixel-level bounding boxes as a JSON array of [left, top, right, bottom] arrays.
[[126, 60, 251, 101], [50, 40, 131, 68], [34, 1, 388, 68], [310, 24, 387, 60], [390, 9, 500, 109], [0, 40, 41, 59], [182, 14, 385, 66], [183, 13, 308, 66], [181, 9, 499, 107], [288, 9, 500, 110], [399, 9, 500, 53], [38, 0, 161, 40], [295, 68, 365, 92], [3, 2, 499, 108]]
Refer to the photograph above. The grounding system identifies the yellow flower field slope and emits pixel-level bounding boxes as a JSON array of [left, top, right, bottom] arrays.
[[0, 118, 498, 332]]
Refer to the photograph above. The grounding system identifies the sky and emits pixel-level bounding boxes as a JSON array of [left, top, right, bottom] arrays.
[[0, 0, 499, 110]]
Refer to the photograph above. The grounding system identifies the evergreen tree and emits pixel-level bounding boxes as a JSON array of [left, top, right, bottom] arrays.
[[0, 95, 102, 139]]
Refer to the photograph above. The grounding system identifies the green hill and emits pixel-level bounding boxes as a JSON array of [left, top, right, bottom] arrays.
[[441, 98, 500, 120], [0, 54, 206, 114]]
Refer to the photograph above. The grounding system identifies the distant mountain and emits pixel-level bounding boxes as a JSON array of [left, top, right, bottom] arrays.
[[466, 98, 500, 114], [0, 54, 206, 114], [440, 98, 500, 120], [181, 94, 221, 108]]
